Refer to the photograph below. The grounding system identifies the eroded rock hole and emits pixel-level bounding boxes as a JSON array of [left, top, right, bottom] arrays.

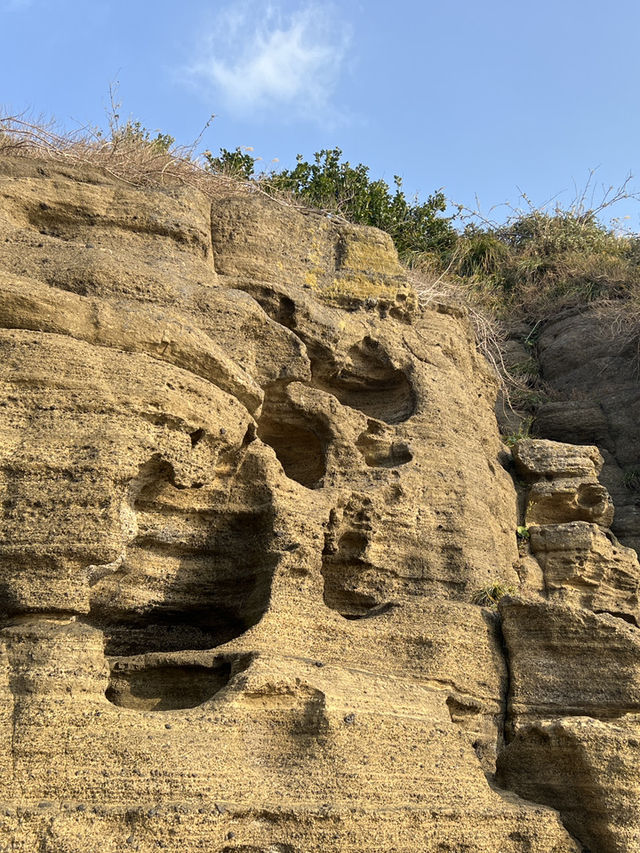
[[90, 452, 277, 655], [190, 428, 205, 447], [312, 337, 415, 424], [249, 287, 298, 332], [356, 427, 413, 468], [257, 387, 328, 489], [322, 529, 389, 618], [106, 657, 233, 711]]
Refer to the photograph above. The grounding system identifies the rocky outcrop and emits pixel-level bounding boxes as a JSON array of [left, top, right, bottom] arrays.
[[513, 438, 614, 527], [497, 598, 640, 853], [514, 438, 640, 622], [0, 156, 582, 852], [494, 437, 640, 852], [533, 306, 640, 555], [0, 154, 638, 852]]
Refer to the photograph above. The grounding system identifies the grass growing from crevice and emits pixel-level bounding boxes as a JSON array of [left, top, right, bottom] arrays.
[[471, 583, 516, 608]]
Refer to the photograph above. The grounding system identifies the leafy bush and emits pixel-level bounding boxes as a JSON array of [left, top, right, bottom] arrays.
[[203, 146, 257, 180], [201, 146, 458, 262], [260, 148, 457, 262]]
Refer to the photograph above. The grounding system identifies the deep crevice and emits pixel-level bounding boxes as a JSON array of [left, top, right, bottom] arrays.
[[492, 609, 513, 747]]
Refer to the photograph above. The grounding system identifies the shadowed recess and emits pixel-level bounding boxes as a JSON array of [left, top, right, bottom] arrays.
[[90, 454, 277, 655], [322, 529, 389, 618], [257, 386, 329, 489], [356, 420, 413, 468], [106, 658, 232, 711], [312, 337, 415, 424]]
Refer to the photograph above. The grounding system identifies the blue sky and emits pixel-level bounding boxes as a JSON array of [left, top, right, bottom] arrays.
[[2, 0, 640, 227]]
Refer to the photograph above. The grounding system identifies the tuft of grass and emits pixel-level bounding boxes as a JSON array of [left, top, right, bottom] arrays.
[[446, 182, 640, 324], [471, 583, 516, 608], [501, 417, 534, 447], [624, 469, 640, 491]]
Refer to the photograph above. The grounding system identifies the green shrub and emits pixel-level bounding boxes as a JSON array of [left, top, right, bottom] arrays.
[[203, 146, 257, 180], [261, 147, 458, 262], [450, 207, 640, 321]]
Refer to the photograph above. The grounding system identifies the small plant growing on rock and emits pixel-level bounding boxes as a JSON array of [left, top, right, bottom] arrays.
[[624, 469, 640, 491], [501, 417, 534, 447], [510, 357, 540, 379], [516, 525, 530, 540], [471, 583, 516, 608]]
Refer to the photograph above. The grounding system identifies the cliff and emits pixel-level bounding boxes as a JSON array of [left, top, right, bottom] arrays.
[[0, 155, 637, 852]]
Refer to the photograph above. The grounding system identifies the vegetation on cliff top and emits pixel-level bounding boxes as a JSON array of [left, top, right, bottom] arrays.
[[2, 110, 640, 334], [206, 145, 640, 324]]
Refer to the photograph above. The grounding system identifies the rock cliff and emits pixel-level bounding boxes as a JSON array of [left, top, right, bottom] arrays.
[[0, 155, 637, 852]]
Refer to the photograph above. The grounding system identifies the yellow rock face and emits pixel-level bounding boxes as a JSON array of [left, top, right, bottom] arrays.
[[0, 155, 618, 851]]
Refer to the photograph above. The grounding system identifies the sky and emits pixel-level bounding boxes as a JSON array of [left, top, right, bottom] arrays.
[[2, 0, 640, 228]]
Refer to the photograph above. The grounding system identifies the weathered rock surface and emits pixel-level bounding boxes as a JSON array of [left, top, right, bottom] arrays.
[[513, 438, 640, 622], [534, 306, 640, 555], [0, 154, 637, 851], [513, 438, 614, 527], [499, 715, 640, 853], [530, 522, 640, 620], [498, 596, 640, 851]]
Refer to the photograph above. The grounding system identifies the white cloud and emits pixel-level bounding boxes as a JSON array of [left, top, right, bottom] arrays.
[[188, 2, 351, 122]]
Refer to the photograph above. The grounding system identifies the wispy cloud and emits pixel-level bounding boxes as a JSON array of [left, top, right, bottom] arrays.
[[187, 1, 351, 123]]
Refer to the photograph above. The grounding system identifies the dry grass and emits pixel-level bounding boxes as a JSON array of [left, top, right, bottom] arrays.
[[407, 258, 526, 400], [0, 112, 270, 203], [0, 113, 357, 226], [451, 198, 640, 324]]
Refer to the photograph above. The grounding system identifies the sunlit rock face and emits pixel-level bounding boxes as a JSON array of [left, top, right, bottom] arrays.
[[3, 154, 635, 852]]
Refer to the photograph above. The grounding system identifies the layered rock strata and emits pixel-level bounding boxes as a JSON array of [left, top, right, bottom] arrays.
[[498, 438, 640, 852], [0, 155, 636, 851], [532, 306, 640, 556]]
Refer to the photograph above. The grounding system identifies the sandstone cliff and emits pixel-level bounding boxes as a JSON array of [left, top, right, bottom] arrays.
[[0, 155, 637, 852]]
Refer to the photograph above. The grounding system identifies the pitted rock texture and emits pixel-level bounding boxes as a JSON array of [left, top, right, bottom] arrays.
[[514, 438, 640, 623], [0, 155, 633, 851], [499, 441, 640, 852], [513, 438, 614, 527]]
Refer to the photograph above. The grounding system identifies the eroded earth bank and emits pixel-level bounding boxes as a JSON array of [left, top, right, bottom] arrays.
[[0, 157, 638, 851]]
